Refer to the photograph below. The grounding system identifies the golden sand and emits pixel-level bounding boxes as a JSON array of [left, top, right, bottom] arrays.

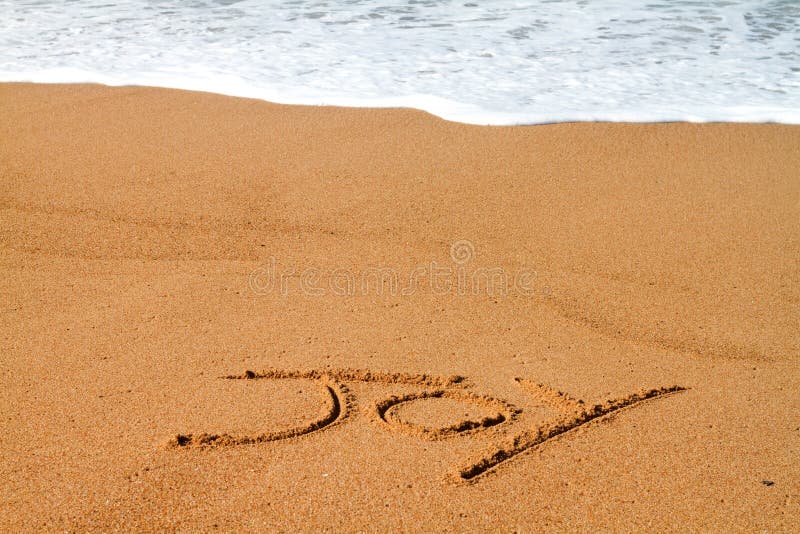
[[1, 82, 798, 530]]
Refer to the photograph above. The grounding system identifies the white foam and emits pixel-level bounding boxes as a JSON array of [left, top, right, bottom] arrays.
[[1, 0, 798, 125]]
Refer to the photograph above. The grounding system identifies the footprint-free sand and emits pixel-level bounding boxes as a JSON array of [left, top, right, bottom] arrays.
[[1, 82, 798, 531]]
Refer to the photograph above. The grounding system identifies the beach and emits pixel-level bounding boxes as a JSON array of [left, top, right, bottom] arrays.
[[1, 82, 798, 530]]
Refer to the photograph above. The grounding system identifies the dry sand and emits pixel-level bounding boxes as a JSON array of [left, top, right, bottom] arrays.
[[1, 82, 798, 531]]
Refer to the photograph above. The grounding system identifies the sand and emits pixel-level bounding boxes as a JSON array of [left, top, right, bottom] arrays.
[[1, 82, 798, 531]]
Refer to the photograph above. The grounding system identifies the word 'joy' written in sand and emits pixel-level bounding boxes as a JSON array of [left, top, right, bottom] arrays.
[[249, 240, 550, 297], [168, 368, 685, 483]]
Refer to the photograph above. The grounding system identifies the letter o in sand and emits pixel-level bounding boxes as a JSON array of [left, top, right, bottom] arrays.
[[372, 390, 518, 440]]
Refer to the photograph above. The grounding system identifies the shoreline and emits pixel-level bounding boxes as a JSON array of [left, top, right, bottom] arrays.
[[1, 82, 798, 530], [4, 79, 800, 125]]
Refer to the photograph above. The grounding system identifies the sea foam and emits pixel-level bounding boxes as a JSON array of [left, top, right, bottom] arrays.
[[1, 0, 798, 125]]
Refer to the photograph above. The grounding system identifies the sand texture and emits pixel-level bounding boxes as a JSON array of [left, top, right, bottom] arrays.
[[1, 83, 799, 531]]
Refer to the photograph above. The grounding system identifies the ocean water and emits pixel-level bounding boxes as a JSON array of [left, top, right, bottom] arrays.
[[1, 0, 798, 124]]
